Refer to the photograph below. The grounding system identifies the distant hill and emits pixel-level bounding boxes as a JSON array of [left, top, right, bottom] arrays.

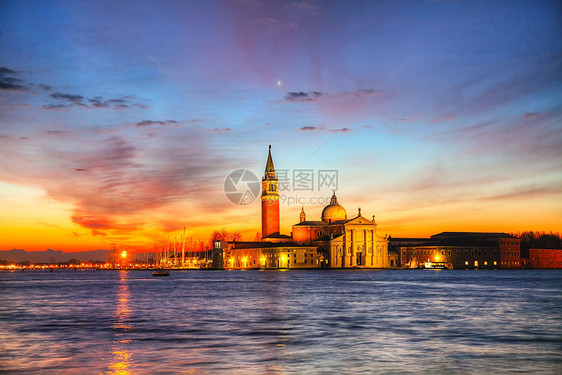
[[0, 249, 110, 263]]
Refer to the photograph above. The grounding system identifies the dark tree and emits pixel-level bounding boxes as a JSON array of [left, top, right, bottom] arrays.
[[514, 231, 562, 258], [210, 229, 242, 245]]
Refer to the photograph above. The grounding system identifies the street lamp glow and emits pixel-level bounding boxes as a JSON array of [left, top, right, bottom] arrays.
[[122, 251, 127, 258]]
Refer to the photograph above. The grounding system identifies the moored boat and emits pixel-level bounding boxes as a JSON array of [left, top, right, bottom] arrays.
[[418, 261, 453, 270], [152, 270, 170, 277]]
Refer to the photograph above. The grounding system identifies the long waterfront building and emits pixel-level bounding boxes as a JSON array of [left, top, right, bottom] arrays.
[[388, 232, 521, 269]]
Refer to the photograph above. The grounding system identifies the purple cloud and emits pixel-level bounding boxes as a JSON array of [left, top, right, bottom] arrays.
[[0, 67, 27, 91], [42, 92, 148, 111], [523, 112, 540, 119], [285, 91, 324, 102], [137, 120, 178, 127], [50, 92, 84, 102], [281, 89, 379, 103]]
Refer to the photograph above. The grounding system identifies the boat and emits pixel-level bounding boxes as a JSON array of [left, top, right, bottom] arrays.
[[418, 261, 453, 270], [152, 270, 170, 277]]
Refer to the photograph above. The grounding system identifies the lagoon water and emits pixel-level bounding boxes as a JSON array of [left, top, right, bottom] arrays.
[[1, 269, 561, 374]]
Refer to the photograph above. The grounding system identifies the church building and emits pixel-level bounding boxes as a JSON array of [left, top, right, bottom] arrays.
[[212, 146, 389, 269]]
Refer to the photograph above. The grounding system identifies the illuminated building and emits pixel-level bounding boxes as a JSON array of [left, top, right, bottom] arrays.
[[261, 145, 280, 239], [389, 232, 521, 269], [528, 249, 562, 268], [213, 242, 319, 269], [292, 198, 388, 268], [213, 147, 389, 269]]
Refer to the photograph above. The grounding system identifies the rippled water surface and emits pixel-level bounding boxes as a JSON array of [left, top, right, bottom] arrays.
[[1, 269, 561, 374]]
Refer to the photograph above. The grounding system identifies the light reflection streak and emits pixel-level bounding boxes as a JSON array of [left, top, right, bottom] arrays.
[[107, 271, 134, 375]]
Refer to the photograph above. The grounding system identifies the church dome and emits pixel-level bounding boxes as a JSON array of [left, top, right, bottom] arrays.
[[321, 193, 347, 223]]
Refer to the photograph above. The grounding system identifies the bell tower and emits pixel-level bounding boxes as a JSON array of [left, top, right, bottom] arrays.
[[261, 145, 280, 239]]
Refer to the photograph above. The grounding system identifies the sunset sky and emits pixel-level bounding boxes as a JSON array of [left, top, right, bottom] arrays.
[[1, 0, 561, 252]]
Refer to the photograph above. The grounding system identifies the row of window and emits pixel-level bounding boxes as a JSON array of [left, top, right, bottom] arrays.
[[227, 257, 316, 265], [464, 261, 497, 266], [403, 249, 497, 257], [501, 251, 519, 256], [501, 241, 519, 246]]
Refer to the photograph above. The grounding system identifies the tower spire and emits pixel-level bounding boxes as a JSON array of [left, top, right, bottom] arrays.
[[265, 144, 275, 175]]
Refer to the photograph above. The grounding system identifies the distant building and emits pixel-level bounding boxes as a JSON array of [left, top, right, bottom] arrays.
[[214, 241, 319, 269], [213, 146, 389, 269], [528, 249, 562, 268], [389, 232, 521, 269]]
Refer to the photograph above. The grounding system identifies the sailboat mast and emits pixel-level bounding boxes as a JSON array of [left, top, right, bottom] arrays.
[[182, 227, 186, 268], [165, 237, 169, 267]]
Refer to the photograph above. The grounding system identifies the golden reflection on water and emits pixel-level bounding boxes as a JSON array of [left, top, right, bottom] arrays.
[[107, 271, 134, 375]]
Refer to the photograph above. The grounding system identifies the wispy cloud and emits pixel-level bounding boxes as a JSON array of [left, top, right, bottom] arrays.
[[284, 91, 324, 102], [46, 130, 72, 136], [0, 67, 53, 93], [0, 127, 243, 239], [36, 84, 52, 91], [424, 105, 562, 166], [50, 92, 84, 102], [522, 112, 540, 119], [0, 65, 149, 111], [42, 104, 68, 110], [331, 127, 351, 132], [477, 184, 562, 202], [71, 215, 142, 233], [0, 67, 27, 91], [137, 120, 178, 127], [432, 56, 562, 118], [280, 89, 380, 103], [43, 92, 148, 111], [297, 125, 351, 132]]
